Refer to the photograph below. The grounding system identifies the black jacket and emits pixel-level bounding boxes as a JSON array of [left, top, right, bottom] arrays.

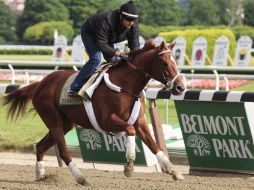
[[84, 10, 140, 61]]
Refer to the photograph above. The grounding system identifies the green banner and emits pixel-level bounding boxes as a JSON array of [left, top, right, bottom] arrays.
[[175, 100, 254, 173], [76, 127, 149, 165]]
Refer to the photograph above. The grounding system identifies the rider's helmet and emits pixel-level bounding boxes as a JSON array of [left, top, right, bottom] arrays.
[[120, 1, 139, 21]]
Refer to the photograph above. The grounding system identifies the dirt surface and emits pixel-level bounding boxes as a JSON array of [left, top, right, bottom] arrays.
[[0, 152, 253, 190], [0, 164, 253, 190]]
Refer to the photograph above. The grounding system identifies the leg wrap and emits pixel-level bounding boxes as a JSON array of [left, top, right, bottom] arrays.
[[126, 136, 136, 161], [36, 161, 45, 179], [156, 151, 174, 173], [68, 162, 82, 181]]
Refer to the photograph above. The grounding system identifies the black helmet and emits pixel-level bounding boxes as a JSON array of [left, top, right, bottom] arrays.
[[120, 1, 139, 21]]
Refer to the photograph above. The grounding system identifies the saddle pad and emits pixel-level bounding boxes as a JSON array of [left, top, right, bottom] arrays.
[[59, 73, 83, 106]]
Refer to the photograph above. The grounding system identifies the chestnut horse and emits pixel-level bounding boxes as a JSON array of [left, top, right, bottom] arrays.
[[3, 40, 185, 185]]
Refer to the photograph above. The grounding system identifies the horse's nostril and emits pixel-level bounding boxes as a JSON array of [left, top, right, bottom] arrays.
[[175, 85, 185, 93]]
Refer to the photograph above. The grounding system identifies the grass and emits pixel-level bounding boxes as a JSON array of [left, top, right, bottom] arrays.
[[0, 101, 47, 151], [0, 55, 52, 61]]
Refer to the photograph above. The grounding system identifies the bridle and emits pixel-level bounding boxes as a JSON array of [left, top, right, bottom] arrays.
[[127, 47, 180, 89]]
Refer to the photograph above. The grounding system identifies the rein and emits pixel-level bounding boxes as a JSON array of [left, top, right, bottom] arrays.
[[127, 49, 179, 89]]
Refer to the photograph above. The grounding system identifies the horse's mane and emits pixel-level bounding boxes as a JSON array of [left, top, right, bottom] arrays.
[[110, 39, 156, 67], [128, 39, 156, 58]]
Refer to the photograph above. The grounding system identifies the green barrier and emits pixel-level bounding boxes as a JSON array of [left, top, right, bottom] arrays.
[[145, 88, 254, 174], [175, 99, 254, 174], [76, 126, 158, 166]]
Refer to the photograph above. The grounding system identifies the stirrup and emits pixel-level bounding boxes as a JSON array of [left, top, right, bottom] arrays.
[[67, 88, 79, 97]]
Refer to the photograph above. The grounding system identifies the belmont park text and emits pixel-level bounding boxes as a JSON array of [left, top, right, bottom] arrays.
[[180, 114, 254, 159]]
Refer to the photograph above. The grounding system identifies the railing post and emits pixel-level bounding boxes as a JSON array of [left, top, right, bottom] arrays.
[[213, 69, 219, 90], [224, 76, 229, 91], [8, 64, 15, 84], [148, 99, 168, 157], [54, 144, 63, 167]]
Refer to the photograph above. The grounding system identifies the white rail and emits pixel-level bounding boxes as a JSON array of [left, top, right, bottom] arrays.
[[178, 65, 254, 72], [1, 60, 254, 89], [0, 60, 83, 67]]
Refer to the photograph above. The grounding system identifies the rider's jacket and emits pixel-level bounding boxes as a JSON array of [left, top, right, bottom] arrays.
[[83, 10, 140, 61]]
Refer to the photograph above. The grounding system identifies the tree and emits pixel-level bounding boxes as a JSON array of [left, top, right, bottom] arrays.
[[213, 0, 231, 26], [226, 0, 244, 26], [186, 134, 210, 157], [183, 0, 220, 25], [24, 21, 74, 44], [0, 1, 17, 43], [243, 0, 254, 26], [61, 0, 101, 35], [80, 129, 102, 150], [135, 0, 180, 26], [61, 0, 124, 35], [98, 0, 124, 12], [17, 0, 69, 40]]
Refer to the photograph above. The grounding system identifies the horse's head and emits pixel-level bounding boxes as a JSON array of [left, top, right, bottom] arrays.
[[152, 41, 185, 95], [127, 39, 185, 95]]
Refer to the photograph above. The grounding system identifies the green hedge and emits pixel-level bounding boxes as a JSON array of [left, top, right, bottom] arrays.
[[24, 21, 74, 45], [139, 24, 228, 39], [0, 48, 52, 55], [139, 24, 181, 39], [0, 37, 5, 45], [0, 49, 72, 55], [231, 25, 254, 43], [159, 28, 236, 65]]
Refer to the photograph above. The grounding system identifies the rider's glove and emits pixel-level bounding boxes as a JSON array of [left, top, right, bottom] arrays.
[[120, 53, 128, 62]]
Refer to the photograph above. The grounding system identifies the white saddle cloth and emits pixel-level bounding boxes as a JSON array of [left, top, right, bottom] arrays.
[[83, 72, 141, 135]]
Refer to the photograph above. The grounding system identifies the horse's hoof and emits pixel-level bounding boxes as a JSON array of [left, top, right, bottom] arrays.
[[124, 161, 134, 177], [77, 176, 90, 186], [172, 170, 185, 181], [36, 175, 46, 181]]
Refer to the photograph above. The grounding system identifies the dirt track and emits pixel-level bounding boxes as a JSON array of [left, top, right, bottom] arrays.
[[0, 164, 253, 190]]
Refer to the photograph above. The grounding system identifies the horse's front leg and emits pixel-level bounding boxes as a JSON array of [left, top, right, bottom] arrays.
[[135, 117, 184, 181], [124, 125, 136, 177]]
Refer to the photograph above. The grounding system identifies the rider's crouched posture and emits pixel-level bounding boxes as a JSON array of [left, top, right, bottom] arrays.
[[67, 1, 140, 96]]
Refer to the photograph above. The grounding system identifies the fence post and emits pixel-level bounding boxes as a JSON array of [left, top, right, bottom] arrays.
[[54, 145, 63, 167], [148, 99, 168, 157]]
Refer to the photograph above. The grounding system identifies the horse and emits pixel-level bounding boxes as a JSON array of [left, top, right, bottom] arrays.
[[2, 40, 185, 185]]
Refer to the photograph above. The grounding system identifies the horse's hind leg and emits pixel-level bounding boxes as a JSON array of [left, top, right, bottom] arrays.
[[34, 104, 88, 185], [35, 119, 74, 179], [135, 117, 184, 181]]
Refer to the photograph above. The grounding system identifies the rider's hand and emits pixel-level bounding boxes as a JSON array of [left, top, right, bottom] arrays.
[[114, 50, 128, 62], [115, 50, 122, 57]]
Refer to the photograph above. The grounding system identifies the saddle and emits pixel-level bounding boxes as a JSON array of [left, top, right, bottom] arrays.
[[59, 64, 111, 106]]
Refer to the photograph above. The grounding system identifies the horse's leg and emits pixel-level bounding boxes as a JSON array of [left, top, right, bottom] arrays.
[[35, 132, 53, 179], [35, 119, 74, 179], [136, 117, 184, 180], [110, 114, 136, 177], [35, 105, 88, 185], [124, 125, 136, 177]]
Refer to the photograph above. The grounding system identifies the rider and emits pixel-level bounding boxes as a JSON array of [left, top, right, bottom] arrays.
[[67, 1, 140, 96]]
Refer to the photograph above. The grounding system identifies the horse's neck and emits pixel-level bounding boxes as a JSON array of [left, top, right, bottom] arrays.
[[109, 49, 156, 94], [108, 65, 146, 95]]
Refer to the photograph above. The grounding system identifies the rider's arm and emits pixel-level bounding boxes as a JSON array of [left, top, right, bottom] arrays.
[[95, 20, 116, 57], [127, 20, 140, 51]]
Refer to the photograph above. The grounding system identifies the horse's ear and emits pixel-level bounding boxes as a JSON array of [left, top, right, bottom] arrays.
[[168, 41, 176, 49], [144, 39, 155, 49], [159, 41, 165, 50]]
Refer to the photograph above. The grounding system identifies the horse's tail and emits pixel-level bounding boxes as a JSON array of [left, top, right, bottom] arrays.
[[2, 82, 39, 121]]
